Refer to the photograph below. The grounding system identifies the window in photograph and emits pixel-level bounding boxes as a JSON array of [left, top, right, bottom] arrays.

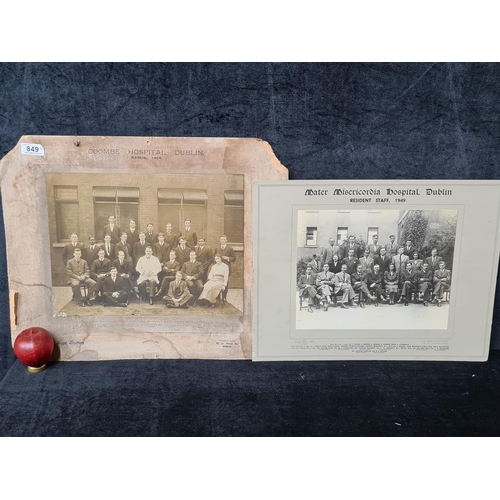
[[305, 227, 318, 247], [224, 190, 244, 245], [55, 185, 79, 242], [158, 189, 207, 236], [367, 226, 379, 241], [337, 226, 348, 245], [93, 187, 139, 240]]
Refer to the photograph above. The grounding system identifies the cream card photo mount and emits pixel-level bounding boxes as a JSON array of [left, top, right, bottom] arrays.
[[0, 135, 288, 361], [253, 180, 500, 361]]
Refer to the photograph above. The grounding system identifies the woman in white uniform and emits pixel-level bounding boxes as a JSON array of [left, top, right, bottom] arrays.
[[198, 254, 229, 308]]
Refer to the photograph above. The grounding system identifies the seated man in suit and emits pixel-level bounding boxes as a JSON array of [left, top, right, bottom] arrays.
[[433, 260, 451, 307], [163, 271, 193, 309], [136, 246, 161, 305], [417, 262, 433, 306], [351, 263, 375, 308], [112, 250, 135, 298], [366, 263, 387, 306], [101, 267, 128, 307], [181, 250, 204, 306], [315, 263, 335, 310], [156, 250, 181, 298], [398, 262, 419, 305], [62, 233, 84, 266], [66, 248, 96, 307], [333, 263, 356, 309], [298, 265, 317, 313], [90, 248, 111, 302]]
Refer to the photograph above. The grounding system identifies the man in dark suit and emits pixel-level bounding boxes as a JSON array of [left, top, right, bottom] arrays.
[[433, 260, 451, 307], [366, 264, 387, 305], [374, 247, 391, 275], [101, 267, 128, 307], [351, 263, 374, 308], [417, 262, 433, 306], [101, 234, 115, 262], [308, 254, 322, 274], [214, 235, 236, 301], [163, 271, 193, 308], [156, 250, 181, 298], [358, 248, 375, 274], [62, 233, 84, 265], [83, 235, 100, 268], [182, 250, 204, 305], [103, 214, 120, 244], [164, 222, 178, 251], [181, 219, 197, 249], [398, 262, 419, 305], [115, 232, 131, 260], [385, 234, 399, 258], [133, 232, 148, 266], [91, 248, 111, 301], [175, 236, 191, 267], [112, 250, 135, 297], [195, 237, 213, 282], [342, 248, 359, 275], [66, 248, 96, 307], [343, 235, 360, 259], [402, 240, 416, 257], [153, 232, 170, 265], [425, 248, 443, 275], [298, 265, 317, 313], [333, 263, 356, 309], [126, 219, 140, 249], [321, 238, 342, 269], [145, 223, 157, 247]]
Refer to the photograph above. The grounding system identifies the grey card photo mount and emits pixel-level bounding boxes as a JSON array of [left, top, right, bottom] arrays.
[[0, 136, 288, 361]]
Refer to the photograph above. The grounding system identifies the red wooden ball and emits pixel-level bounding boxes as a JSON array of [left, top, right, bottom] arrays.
[[13, 327, 54, 373]]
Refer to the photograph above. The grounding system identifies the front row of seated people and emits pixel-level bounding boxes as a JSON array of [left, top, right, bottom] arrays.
[[67, 246, 229, 308], [300, 260, 451, 313]]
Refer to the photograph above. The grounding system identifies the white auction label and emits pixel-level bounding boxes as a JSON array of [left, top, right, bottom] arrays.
[[21, 143, 45, 156]]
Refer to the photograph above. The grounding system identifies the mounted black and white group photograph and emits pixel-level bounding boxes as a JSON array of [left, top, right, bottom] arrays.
[[296, 209, 457, 330], [46, 172, 244, 317]]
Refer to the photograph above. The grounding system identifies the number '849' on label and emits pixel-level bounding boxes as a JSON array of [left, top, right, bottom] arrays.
[[21, 143, 45, 156]]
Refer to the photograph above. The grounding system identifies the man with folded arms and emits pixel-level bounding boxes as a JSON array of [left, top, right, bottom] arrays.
[[163, 271, 193, 309]]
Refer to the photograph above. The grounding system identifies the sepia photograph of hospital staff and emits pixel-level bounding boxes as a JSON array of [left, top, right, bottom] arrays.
[[46, 172, 244, 316], [296, 209, 457, 318]]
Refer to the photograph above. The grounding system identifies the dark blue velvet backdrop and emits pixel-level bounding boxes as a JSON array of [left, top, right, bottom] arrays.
[[0, 63, 499, 436]]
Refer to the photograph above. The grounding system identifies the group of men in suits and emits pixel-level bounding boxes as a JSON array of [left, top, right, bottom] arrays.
[[299, 233, 452, 312], [65, 216, 237, 309]]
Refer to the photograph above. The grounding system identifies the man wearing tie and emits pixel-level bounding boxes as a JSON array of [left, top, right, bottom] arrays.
[[102, 234, 115, 261], [103, 214, 120, 244], [424, 248, 443, 275], [333, 263, 356, 309], [133, 232, 148, 267], [321, 238, 342, 270], [62, 233, 84, 265], [66, 248, 96, 307], [156, 250, 181, 298], [374, 247, 391, 275], [403, 240, 415, 257], [385, 235, 400, 258], [433, 261, 451, 307], [153, 232, 170, 266], [392, 247, 409, 284], [342, 249, 359, 275], [298, 266, 317, 313], [145, 223, 157, 247], [101, 267, 128, 307], [366, 234, 382, 259], [182, 250, 204, 305], [112, 250, 135, 298], [115, 232, 131, 260], [163, 271, 193, 308], [181, 219, 197, 249], [83, 235, 100, 268], [91, 248, 111, 302], [343, 235, 360, 259]]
